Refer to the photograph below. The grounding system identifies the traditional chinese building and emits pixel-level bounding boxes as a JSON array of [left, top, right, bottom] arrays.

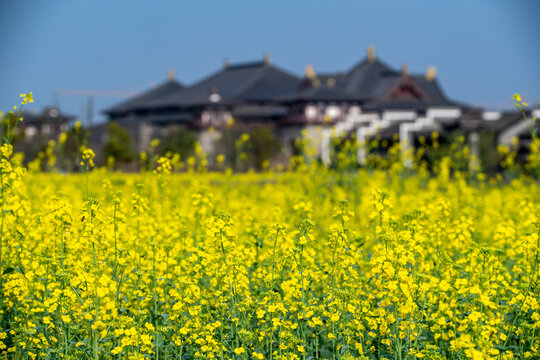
[[19, 107, 73, 140], [105, 56, 301, 153], [104, 46, 535, 167]]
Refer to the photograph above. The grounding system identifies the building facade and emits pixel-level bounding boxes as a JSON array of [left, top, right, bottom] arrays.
[[104, 47, 538, 167]]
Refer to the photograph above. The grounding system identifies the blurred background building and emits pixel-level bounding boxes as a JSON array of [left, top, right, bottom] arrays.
[[89, 46, 536, 170]]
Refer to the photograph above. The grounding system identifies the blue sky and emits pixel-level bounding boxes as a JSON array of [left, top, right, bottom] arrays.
[[1, 0, 539, 124]]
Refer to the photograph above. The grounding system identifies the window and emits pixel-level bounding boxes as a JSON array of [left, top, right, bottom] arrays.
[[42, 124, 51, 135], [25, 126, 37, 138], [305, 105, 318, 121], [325, 105, 341, 119]]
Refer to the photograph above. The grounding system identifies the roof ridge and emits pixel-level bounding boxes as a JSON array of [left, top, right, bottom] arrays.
[[346, 57, 397, 75], [228, 61, 265, 70]]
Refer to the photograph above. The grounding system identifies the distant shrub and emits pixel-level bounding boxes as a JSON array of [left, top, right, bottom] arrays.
[[104, 122, 135, 164], [222, 125, 281, 171], [158, 127, 197, 159], [250, 125, 281, 170]]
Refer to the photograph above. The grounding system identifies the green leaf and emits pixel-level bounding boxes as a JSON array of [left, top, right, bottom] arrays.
[[2, 266, 15, 275]]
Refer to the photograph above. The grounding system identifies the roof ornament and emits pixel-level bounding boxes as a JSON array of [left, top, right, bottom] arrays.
[[168, 68, 176, 81], [209, 87, 221, 103], [401, 63, 409, 77], [367, 45, 376, 63], [223, 58, 230, 69], [425, 65, 437, 81], [263, 53, 271, 67], [305, 64, 316, 79]]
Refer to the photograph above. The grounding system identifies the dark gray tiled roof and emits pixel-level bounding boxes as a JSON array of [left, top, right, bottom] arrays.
[[104, 80, 185, 115], [302, 73, 349, 90], [274, 72, 354, 102], [345, 59, 398, 99], [149, 61, 301, 108]]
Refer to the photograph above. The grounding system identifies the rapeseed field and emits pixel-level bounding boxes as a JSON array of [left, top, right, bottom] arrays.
[[0, 94, 539, 359]]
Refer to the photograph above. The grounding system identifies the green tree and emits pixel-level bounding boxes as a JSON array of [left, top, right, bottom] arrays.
[[58, 121, 89, 172], [250, 125, 281, 170], [221, 125, 281, 171], [104, 122, 135, 164], [158, 127, 197, 158]]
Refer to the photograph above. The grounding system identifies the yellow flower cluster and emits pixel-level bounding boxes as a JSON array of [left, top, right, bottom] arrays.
[[0, 113, 539, 359], [0, 164, 537, 359], [19, 92, 34, 105], [80, 146, 96, 167]]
